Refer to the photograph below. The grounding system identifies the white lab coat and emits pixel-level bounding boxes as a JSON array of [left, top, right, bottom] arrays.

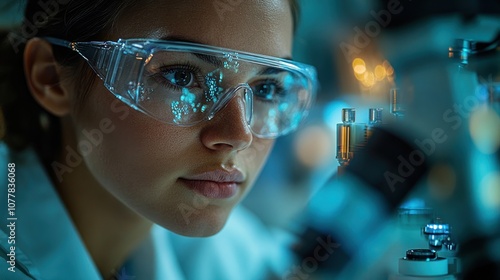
[[0, 144, 294, 279]]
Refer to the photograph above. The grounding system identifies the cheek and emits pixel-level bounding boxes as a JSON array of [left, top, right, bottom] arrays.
[[73, 89, 209, 233], [73, 88, 194, 194], [75, 86, 273, 180], [70, 85, 274, 235], [240, 139, 275, 185]]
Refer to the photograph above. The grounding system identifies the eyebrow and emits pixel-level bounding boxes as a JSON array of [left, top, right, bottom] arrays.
[[157, 35, 223, 68], [194, 53, 224, 68], [158, 35, 294, 69], [258, 67, 289, 76], [159, 35, 208, 45]]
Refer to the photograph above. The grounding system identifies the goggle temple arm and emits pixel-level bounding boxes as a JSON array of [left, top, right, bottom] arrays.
[[74, 40, 152, 104], [43, 37, 111, 80], [43, 37, 145, 103]]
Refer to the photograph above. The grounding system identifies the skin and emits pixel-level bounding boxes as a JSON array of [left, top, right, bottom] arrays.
[[25, 0, 293, 277]]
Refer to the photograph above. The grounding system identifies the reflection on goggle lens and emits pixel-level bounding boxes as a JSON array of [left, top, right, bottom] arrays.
[[44, 37, 318, 138]]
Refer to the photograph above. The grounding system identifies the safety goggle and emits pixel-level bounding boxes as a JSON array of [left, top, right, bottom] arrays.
[[44, 37, 318, 138]]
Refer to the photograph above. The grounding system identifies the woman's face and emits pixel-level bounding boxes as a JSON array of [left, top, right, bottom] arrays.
[[66, 0, 293, 236]]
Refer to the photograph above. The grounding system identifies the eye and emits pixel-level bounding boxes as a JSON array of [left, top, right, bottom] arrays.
[[148, 64, 203, 91], [163, 69, 196, 88], [252, 79, 285, 100]]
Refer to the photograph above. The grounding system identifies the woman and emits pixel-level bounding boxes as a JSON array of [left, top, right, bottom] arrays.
[[0, 0, 317, 279]]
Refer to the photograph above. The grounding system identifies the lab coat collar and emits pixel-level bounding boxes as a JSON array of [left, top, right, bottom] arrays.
[[0, 144, 187, 280], [0, 144, 102, 279]]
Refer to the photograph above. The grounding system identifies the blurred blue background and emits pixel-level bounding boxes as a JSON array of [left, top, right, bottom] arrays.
[[2, 1, 500, 278]]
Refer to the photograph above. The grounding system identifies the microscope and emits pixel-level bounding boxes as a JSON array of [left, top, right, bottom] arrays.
[[292, 1, 500, 279]]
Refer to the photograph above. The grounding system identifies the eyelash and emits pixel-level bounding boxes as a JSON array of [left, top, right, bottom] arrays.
[[148, 63, 204, 91], [252, 78, 286, 98], [146, 63, 288, 98]]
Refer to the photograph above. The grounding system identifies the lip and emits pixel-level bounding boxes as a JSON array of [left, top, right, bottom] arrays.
[[180, 169, 245, 199]]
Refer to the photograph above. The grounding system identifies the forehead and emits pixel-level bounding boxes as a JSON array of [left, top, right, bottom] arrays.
[[110, 0, 293, 58]]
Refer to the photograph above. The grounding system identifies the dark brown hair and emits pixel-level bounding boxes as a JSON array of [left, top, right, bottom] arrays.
[[0, 0, 300, 163]]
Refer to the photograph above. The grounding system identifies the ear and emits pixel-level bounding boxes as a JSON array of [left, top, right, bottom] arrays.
[[24, 38, 71, 117]]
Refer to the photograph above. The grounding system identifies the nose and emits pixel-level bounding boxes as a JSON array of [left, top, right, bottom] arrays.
[[200, 88, 253, 152]]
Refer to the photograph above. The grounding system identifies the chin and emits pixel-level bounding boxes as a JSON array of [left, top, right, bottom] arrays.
[[159, 205, 233, 237]]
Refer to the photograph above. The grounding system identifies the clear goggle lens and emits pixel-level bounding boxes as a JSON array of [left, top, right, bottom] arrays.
[[46, 38, 318, 138]]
